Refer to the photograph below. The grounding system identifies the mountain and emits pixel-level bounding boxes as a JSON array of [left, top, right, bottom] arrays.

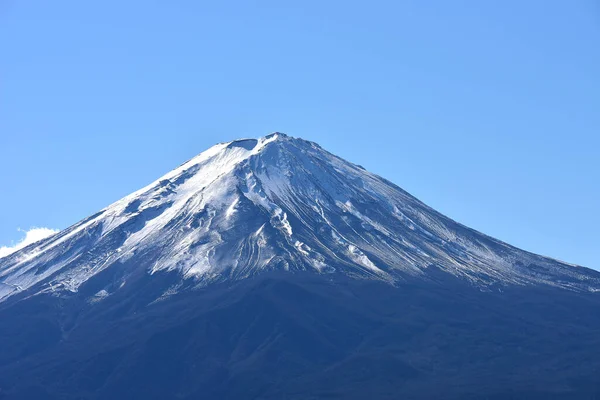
[[1, 133, 597, 300], [1, 133, 599, 399]]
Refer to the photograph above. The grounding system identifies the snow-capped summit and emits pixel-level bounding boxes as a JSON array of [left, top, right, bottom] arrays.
[[1, 133, 598, 303]]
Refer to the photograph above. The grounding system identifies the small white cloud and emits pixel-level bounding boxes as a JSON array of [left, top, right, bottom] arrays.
[[0, 227, 59, 259]]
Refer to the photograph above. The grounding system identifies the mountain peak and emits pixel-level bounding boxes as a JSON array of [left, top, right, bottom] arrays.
[[265, 131, 288, 139], [1, 133, 599, 303], [225, 132, 288, 148], [223, 133, 299, 153]]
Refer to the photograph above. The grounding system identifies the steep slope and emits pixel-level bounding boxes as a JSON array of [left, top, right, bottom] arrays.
[[1, 133, 599, 305]]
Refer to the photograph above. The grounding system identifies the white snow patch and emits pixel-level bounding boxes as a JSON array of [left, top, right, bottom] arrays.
[[89, 289, 109, 304], [225, 197, 240, 219], [347, 244, 383, 274]]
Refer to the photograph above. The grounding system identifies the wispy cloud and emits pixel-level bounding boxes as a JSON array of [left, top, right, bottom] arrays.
[[0, 227, 59, 259]]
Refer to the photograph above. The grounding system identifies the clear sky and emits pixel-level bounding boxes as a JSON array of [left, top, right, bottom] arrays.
[[1, 1, 599, 268]]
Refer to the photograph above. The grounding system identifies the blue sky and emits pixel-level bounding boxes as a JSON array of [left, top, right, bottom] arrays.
[[1, 1, 599, 268]]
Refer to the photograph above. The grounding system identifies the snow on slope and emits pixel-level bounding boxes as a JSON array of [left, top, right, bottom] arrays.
[[1, 133, 598, 303]]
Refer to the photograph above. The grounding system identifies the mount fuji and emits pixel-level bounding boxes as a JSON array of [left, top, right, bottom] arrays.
[[1, 133, 599, 399]]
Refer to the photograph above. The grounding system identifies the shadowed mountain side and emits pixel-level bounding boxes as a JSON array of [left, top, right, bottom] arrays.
[[0, 271, 599, 400]]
